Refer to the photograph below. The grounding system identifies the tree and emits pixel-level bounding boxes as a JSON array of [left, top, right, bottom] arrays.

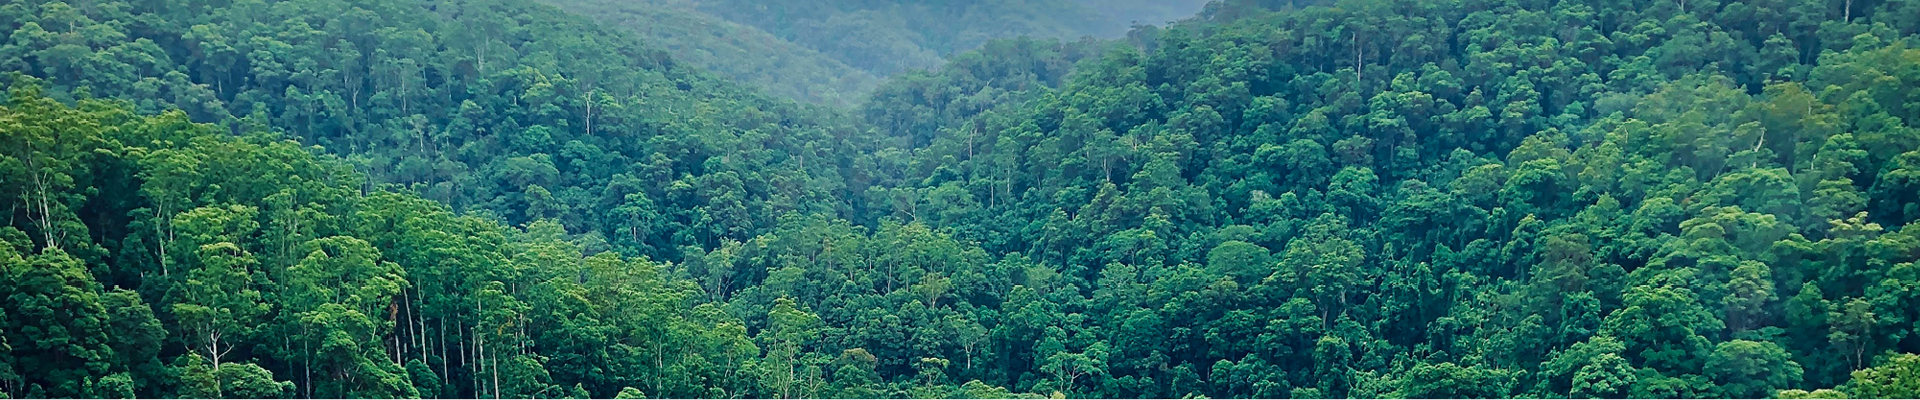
[[1844, 353, 1920, 398], [1277, 215, 1365, 320], [1723, 262, 1775, 332], [1, 248, 113, 398], [1705, 340, 1803, 398], [281, 237, 413, 398], [1602, 270, 1723, 375], [1541, 335, 1635, 398], [1393, 362, 1515, 398], [1571, 353, 1637, 398], [759, 298, 824, 399], [1830, 298, 1878, 371], [170, 241, 268, 376], [0, 81, 103, 252], [176, 355, 293, 399], [1039, 342, 1108, 395], [1206, 241, 1272, 285], [1776, 388, 1849, 398], [100, 290, 166, 396]]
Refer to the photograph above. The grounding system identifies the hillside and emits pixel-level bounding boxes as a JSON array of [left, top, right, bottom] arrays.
[[849, 0, 1920, 396], [5, 0, 1920, 398], [541, 0, 1213, 106], [536, 0, 885, 107], [677, 0, 1109, 75], [1076, 0, 1215, 26], [0, 0, 891, 260]]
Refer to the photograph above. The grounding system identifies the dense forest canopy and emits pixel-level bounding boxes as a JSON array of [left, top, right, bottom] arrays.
[[3, 0, 1920, 398]]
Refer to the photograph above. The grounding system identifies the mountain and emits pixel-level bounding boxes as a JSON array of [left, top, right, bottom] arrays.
[[1076, 0, 1215, 26], [537, 0, 885, 107], [5, 0, 1920, 398], [543, 0, 1213, 106]]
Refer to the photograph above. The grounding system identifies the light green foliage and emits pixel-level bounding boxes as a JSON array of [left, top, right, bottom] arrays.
[[175, 355, 292, 399], [1705, 340, 1803, 398], [1392, 362, 1516, 398], [1844, 354, 1920, 398], [1777, 388, 1850, 399]]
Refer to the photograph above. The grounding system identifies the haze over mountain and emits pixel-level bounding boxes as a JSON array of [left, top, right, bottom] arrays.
[[539, 0, 1210, 106]]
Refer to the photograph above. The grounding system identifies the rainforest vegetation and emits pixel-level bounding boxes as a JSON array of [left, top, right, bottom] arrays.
[[4, 0, 1920, 398]]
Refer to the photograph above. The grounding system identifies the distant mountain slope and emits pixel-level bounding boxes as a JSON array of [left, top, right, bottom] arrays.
[[0, 0, 886, 262], [1075, 0, 1214, 26], [540, 0, 1212, 106], [681, 0, 1105, 75], [538, 0, 884, 107]]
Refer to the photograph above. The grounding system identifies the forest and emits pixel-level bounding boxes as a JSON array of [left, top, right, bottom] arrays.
[[2, 0, 1920, 398]]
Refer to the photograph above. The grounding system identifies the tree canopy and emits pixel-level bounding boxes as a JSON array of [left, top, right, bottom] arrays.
[[6, 0, 1920, 397]]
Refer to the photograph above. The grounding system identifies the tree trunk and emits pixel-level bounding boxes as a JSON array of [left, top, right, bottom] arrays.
[[211, 329, 225, 398], [491, 347, 501, 400], [304, 331, 314, 399], [440, 317, 449, 385]]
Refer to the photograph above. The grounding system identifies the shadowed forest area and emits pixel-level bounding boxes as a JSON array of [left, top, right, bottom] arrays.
[[3, 0, 1920, 398]]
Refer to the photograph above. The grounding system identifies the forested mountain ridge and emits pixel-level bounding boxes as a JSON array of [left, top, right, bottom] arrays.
[[660, 0, 1115, 76], [531, 0, 885, 107], [840, 0, 1920, 397], [1075, 0, 1218, 28], [0, 0, 888, 262], [6, 0, 1920, 399], [1, 79, 768, 398], [537, 0, 1212, 107]]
